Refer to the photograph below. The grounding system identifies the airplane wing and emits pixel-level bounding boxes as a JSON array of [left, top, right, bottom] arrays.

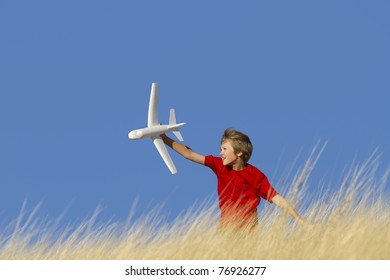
[[152, 136, 177, 174], [148, 83, 159, 127]]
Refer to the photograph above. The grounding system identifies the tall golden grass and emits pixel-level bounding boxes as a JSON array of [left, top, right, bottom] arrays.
[[1, 147, 389, 259]]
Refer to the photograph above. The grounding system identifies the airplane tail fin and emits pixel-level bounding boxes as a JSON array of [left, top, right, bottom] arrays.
[[169, 109, 185, 142], [172, 130, 184, 142], [169, 108, 177, 126]]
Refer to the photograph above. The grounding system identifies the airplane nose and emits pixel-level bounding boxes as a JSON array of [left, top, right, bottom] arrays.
[[128, 130, 143, 139]]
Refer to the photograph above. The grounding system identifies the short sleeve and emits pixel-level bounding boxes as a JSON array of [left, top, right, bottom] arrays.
[[257, 173, 278, 203], [204, 155, 223, 174]]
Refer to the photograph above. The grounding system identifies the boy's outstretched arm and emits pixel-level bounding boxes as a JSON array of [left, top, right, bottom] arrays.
[[161, 134, 205, 165], [271, 194, 306, 226]]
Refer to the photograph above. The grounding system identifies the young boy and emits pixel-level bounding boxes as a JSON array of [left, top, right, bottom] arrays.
[[161, 128, 305, 230]]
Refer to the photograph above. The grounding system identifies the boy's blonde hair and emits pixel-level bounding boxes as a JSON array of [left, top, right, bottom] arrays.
[[221, 128, 253, 164]]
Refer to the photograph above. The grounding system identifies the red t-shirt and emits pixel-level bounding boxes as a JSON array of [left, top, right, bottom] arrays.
[[205, 155, 278, 227]]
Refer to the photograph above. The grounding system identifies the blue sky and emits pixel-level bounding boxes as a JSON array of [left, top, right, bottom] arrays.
[[1, 1, 389, 225]]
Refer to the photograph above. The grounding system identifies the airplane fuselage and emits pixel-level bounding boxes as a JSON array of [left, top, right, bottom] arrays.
[[128, 123, 186, 140]]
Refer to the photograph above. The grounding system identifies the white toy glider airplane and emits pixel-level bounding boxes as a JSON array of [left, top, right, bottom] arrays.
[[128, 83, 186, 174]]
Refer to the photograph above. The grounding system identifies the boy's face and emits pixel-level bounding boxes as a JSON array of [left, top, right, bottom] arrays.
[[220, 140, 243, 167]]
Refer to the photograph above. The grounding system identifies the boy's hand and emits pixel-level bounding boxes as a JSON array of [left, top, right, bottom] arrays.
[[297, 218, 315, 231]]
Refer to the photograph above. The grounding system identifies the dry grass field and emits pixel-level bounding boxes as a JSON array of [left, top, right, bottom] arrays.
[[1, 148, 389, 260]]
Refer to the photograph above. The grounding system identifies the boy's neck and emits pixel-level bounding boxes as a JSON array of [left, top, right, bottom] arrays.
[[230, 160, 246, 171]]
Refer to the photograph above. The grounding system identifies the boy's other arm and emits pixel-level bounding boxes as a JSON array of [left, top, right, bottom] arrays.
[[271, 194, 306, 226], [161, 134, 205, 165]]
